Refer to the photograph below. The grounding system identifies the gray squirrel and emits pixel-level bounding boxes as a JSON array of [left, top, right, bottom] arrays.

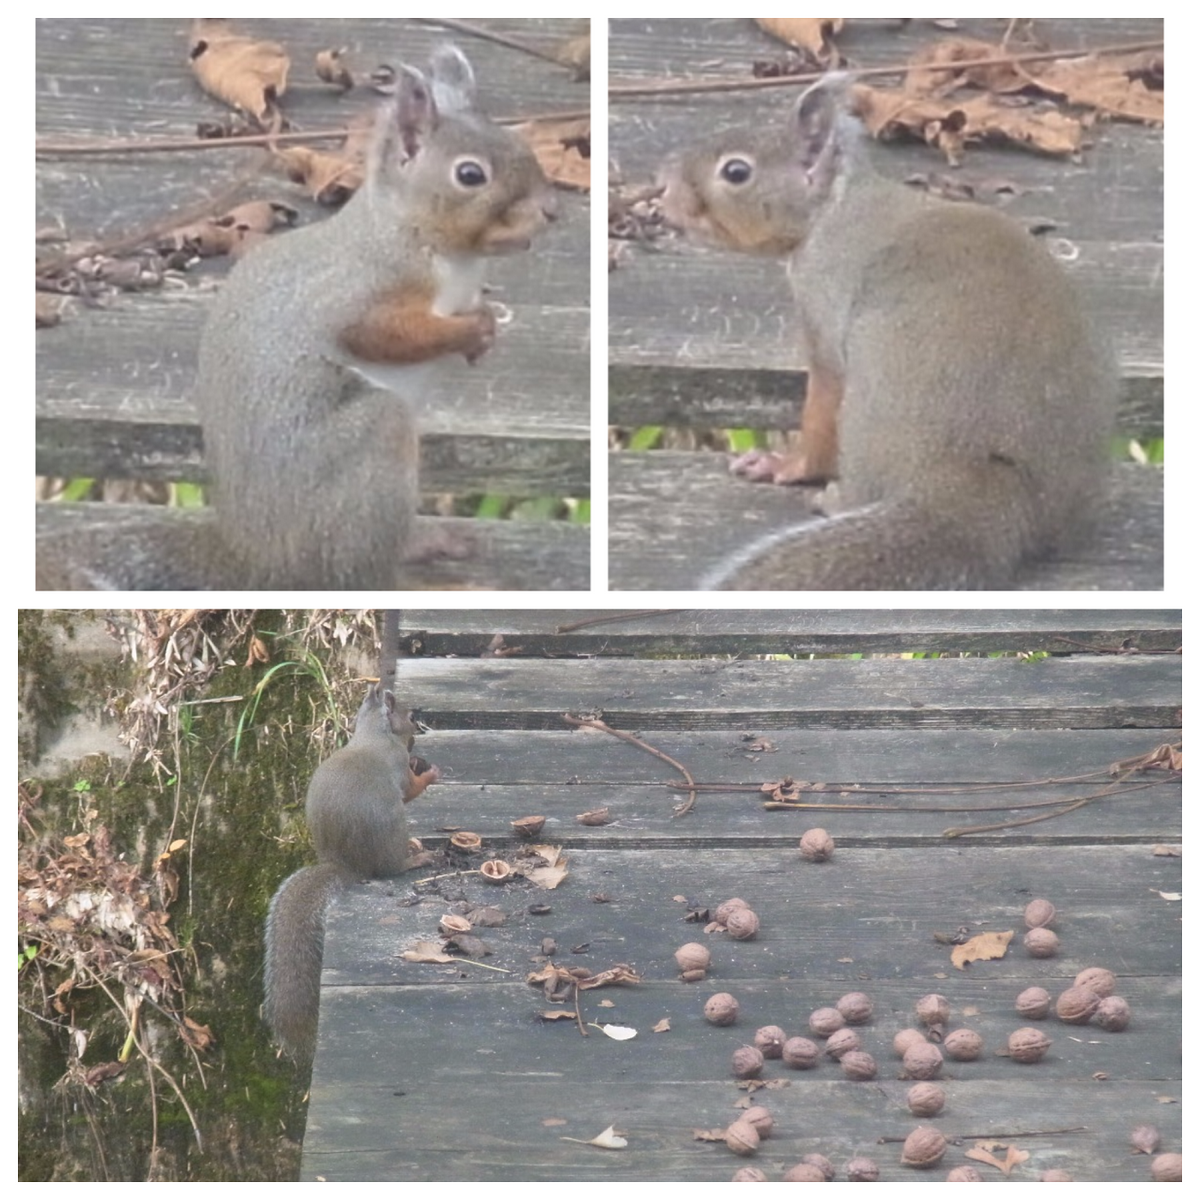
[[38, 45, 554, 590], [660, 73, 1114, 590], [264, 683, 438, 1060]]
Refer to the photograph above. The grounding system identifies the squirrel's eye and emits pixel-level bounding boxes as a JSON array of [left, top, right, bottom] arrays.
[[718, 157, 753, 185], [454, 158, 490, 188]]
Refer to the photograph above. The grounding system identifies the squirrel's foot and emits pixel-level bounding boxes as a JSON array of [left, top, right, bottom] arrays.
[[729, 449, 829, 486], [463, 305, 497, 364], [403, 527, 476, 564]]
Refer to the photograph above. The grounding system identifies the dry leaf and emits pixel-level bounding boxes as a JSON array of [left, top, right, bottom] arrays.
[[965, 1141, 1030, 1175], [539, 1010, 578, 1021], [1152, 844, 1181, 857], [1155, 891, 1182, 901], [755, 18, 844, 63], [316, 46, 354, 91], [951, 929, 1013, 969], [513, 118, 590, 192], [274, 146, 365, 207], [562, 1125, 628, 1150], [189, 19, 289, 122], [401, 940, 456, 964], [514, 844, 570, 889], [653, 1017, 671, 1033]]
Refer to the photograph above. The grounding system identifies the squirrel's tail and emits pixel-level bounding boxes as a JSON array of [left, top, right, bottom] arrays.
[[700, 487, 1066, 590], [264, 863, 344, 1060]]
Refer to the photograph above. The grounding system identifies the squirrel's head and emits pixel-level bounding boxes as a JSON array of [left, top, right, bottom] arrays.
[[368, 45, 556, 256], [660, 72, 860, 257]]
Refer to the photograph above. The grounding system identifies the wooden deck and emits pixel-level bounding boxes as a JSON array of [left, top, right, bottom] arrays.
[[301, 610, 1181, 1182], [608, 18, 1164, 591], [35, 18, 590, 590]]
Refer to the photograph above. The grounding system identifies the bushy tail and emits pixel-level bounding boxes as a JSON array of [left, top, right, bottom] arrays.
[[264, 863, 344, 1061], [701, 493, 1041, 591]]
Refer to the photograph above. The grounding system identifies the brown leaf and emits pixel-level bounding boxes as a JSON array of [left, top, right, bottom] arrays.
[[189, 19, 290, 122], [653, 1017, 671, 1033], [315, 47, 354, 91], [965, 1141, 1030, 1175], [755, 18, 844, 64], [401, 940, 457, 964], [274, 146, 365, 207], [513, 118, 590, 192], [950, 928, 1013, 969]]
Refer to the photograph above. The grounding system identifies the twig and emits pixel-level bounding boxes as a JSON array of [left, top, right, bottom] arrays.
[[942, 781, 1155, 837], [610, 39, 1163, 99], [878, 1125, 1087, 1144], [562, 713, 698, 817], [418, 17, 567, 67], [574, 980, 587, 1038], [556, 609, 685, 633]]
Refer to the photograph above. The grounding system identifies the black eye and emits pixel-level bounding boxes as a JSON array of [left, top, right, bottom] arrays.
[[455, 159, 489, 188], [719, 157, 753, 185]]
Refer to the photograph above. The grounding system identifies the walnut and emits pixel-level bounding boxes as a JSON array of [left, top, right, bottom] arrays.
[[725, 907, 760, 941], [674, 942, 711, 979], [731, 1045, 765, 1080], [1131, 1124, 1162, 1155], [824, 1027, 861, 1060], [801, 1153, 835, 1181], [836, 991, 874, 1024], [704, 992, 739, 1026], [1150, 1153, 1182, 1182], [715, 897, 751, 925], [781, 1163, 826, 1182], [907, 1082, 946, 1117], [730, 1167, 767, 1181], [947, 1166, 984, 1181], [1055, 985, 1101, 1025], [893, 1027, 928, 1056], [741, 1106, 773, 1139], [781, 1036, 820, 1069], [1023, 927, 1060, 958], [1074, 966, 1117, 998], [1093, 995, 1131, 1031], [1007, 1026, 1051, 1063], [753, 1025, 787, 1059], [840, 1050, 877, 1081], [902, 1041, 944, 1080], [1015, 986, 1052, 1020], [799, 827, 835, 862], [846, 1157, 880, 1182], [943, 1028, 983, 1061], [1023, 897, 1056, 928], [900, 1125, 948, 1168], [724, 1119, 760, 1157], [915, 993, 950, 1028], [808, 1006, 846, 1037]]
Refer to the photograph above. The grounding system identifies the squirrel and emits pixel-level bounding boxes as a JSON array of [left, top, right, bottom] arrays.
[[38, 44, 555, 591], [659, 73, 1115, 590], [264, 682, 439, 1060]]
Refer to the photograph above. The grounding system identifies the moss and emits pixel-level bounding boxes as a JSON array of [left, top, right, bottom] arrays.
[[18, 609, 372, 1180]]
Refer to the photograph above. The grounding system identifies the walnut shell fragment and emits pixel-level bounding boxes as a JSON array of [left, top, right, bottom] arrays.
[[450, 830, 483, 852], [511, 815, 547, 838], [479, 859, 513, 883]]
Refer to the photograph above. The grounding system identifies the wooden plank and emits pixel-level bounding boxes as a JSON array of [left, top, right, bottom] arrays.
[[390, 649, 1181, 730], [393, 608, 1182, 657], [608, 455, 1163, 591], [306, 841, 1181, 1181], [35, 503, 590, 591]]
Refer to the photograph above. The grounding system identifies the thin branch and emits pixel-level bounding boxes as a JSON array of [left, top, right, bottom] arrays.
[[556, 609, 685, 633], [563, 713, 698, 817]]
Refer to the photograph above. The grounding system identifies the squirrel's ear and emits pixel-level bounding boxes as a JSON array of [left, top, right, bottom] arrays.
[[429, 44, 477, 114], [791, 72, 849, 179], [388, 64, 438, 163]]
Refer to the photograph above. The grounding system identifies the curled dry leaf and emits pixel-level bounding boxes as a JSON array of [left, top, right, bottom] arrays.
[[951, 928, 1013, 969], [755, 18, 844, 64], [189, 19, 289, 122], [965, 1141, 1031, 1175], [513, 118, 590, 192], [652, 1017, 671, 1033], [401, 939, 457, 964], [561, 1124, 628, 1150], [315, 47, 354, 90]]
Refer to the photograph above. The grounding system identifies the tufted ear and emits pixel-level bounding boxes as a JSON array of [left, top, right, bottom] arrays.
[[428, 43, 477, 114], [791, 72, 852, 183]]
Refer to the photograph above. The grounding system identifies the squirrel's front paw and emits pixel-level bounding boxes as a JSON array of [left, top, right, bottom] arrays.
[[463, 306, 497, 364], [729, 448, 829, 486], [409, 756, 441, 784]]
